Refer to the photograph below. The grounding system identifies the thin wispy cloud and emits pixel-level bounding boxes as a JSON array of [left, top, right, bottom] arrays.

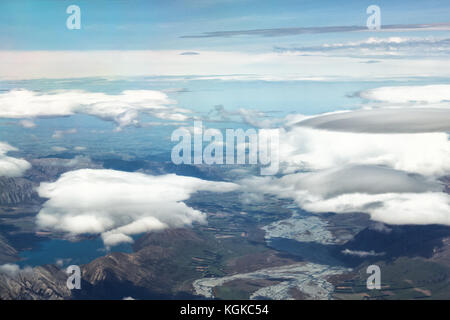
[[180, 51, 200, 55], [275, 37, 450, 58], [181, 22, 450, 38]]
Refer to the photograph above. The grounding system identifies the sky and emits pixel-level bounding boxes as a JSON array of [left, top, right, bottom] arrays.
[[1, 0, 450, 50], [1, 0, 450, 80]]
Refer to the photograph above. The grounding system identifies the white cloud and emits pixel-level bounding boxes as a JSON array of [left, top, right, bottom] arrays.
[[18, 119, 36, 128], [1, 50, 450, 81], [359, 84, 450, 104], [279, 165, 440, 198], [238, 83, 450, 227], [277, 127, 450, 176], [286, 85, 450, 176], [36, 169, 238, 246], [0, 89, 190, 128], [276, 37, 450, 58], [0, 264, 33, 277], [240, 166, 450, 226], [51, 146, 68, 152], [206, 105, 280, 128], [55, 258, 72, 267], [52, 128, 77, 139], [0, 142, 31, 177], [295, 108, 450, 133], [0, 264, 20, 276], [295, 84, 450, 134], [341, 249, 385, 257]]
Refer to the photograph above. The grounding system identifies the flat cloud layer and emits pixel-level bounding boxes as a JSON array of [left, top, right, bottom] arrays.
[[36, 169, 238, 246], [2, 51, 450, 81], [280, 165, 441, 198], [0, 89, 190, 128], [295, 108, 450, 133], [275, 37, 450, 58], [295, 84, 450, 133], [0, 142, 31, 177]]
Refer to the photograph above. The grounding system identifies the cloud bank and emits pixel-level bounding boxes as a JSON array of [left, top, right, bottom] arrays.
[[240, 84, 450, 226], [0, 89, 190, 128], [36, 169, 238, 246], [241, 165, 450, 226], [2, 51, 450, 81], [0, 142, 31, 177]]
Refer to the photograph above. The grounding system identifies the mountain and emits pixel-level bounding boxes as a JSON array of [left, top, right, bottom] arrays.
[[0, 177, 38, 205], [0, 234, 18, 264], [78, 229, 204, 299], [0, 265, 71, 300]]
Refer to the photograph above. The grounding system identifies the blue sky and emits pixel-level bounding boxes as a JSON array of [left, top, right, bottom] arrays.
[[1, 0, 450, 50]]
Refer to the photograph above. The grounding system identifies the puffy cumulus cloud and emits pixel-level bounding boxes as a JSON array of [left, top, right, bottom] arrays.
[[0, 89, 191, 128], [295, 108, 450, 133], [36, 169, 238, 246], [0, 142, 31, 177], [276, 127, 450, 177], [239, 165, 450, 226], [238, 83, 450, 227], [358, 84, 450, 104], [286, 84, 450, 175]]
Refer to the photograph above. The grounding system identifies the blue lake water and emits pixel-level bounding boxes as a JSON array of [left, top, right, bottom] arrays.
[[17, 237, 133, 268]]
